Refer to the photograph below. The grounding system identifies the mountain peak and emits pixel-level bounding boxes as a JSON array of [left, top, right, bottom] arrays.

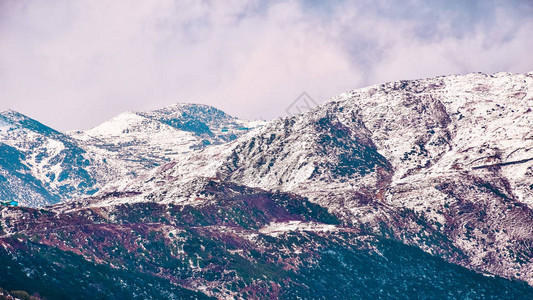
[[148, 102, 235, 123], [0, 109, 29, 121], [0, 109, 62, 137]]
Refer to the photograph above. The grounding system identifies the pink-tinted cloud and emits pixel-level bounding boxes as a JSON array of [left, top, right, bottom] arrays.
[[0, 0, 531, 130]]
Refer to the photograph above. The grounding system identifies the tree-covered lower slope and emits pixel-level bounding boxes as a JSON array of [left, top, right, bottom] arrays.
[[1, 225, 532, 299], [1, 181, 532, 299], [0, 243, 212, 300]]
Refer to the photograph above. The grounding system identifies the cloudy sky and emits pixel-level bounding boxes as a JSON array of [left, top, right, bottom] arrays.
[[1, 0, 532, 131]]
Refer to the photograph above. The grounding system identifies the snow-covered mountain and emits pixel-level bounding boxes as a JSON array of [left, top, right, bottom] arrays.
[[1, 72, 533, 298], [69, 103, 264, 170], [94, 72, 533, 286], [0, 110, 123, 206], [0, 104, 264, 206]]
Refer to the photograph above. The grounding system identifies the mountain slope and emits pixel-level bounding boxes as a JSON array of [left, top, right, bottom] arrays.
[[0, 110, 123, 206], [100, 72, 533, 285], [0, 142, 58, 205], [2, 182, 533, 299]]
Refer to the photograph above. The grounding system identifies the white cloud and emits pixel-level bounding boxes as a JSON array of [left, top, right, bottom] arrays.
[[0, 0, 531, 130]]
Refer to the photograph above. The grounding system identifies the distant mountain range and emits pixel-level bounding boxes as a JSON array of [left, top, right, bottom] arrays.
[[1, 72, 533, 299], [0, 104, 264, 206]]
